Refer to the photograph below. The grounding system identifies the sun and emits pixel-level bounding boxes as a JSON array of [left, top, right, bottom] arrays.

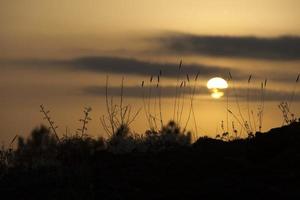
[[207, 77, 228, 89], [207, 77, 228, 99]]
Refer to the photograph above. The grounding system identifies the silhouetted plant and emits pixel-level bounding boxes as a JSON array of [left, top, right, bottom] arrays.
[[228, 72, 247, 131], [58, 134, 106, 163], [173, 60, 182, 122], [227, 109, 246, 135], [158, 70, 164, 129], [143, 121, 192, 151], [77, 107, 92, 137], [258, 79, 267, 132], [278, 101, 297, 125], [100, 76, 141, 137], [289, 74, 300, 110], [219, 120, 230, 141], [15, 125, 58, 167], [278, 74, 300, 125], [227, 72, 254, 138], [0, 144, 14, 169], [18, 125, 58, 151], [226, 73, 270, 137], [141, 61, 200, 141], [183, 72, 200, 137], [107, 124, 137, 154], [142, 70, 164, 131], [40, 104, 60, 142], [246, 75, 253, 131], [141, 79, 153, 129]]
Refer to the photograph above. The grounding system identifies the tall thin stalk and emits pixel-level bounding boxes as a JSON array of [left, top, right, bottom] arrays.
[[78, 107, 92, 137], [227, 109, 247, 133], [141, 81, 152, 129], [228, 72, 247, 133], [40, 104, 60, 142], [184, 72, 199, 131], [246, 75, 253, 133], [289, 74, 300, 110], [9, 135, 18, 149], [251, 110, 257, 133], [191, 104, 198, 139], [226, 78, 230, 133], [173, 60, 182, 121], [176, 81, 184, 123], [179, 79, 188, 124], [258, 79, 267, 132], [158, 72, 163, 128], [148, 75, 154, 129], [152, 77, 159, 130], [120, 77, 124, 125], [105, 76, 115, 135], [100, 77, 141, 136]]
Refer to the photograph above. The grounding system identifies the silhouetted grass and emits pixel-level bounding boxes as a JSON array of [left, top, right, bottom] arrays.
[[1, 121, 300, 199]]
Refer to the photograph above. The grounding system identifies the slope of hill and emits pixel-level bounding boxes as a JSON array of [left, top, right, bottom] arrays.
[[0, 122, 300, 199]]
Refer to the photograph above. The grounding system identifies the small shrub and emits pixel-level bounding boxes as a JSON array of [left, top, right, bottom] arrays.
[[143, 121, 192, 151]]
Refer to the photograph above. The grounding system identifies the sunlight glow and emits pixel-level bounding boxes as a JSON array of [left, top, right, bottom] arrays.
[[207, 77, 228, 89], [207, 77, 228, 99], [210, 89, 224, 99]]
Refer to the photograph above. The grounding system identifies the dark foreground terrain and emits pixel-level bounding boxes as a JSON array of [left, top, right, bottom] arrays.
[[1, 122, 300, 200]]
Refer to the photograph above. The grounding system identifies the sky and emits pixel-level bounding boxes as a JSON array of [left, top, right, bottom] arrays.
[[0, 0, 300, 143]]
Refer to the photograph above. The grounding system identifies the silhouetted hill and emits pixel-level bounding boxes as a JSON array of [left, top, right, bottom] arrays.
[[1, 122, 300, 199]]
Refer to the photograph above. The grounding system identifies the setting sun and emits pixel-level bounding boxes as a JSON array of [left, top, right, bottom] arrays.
[[207, 77, 228, 99], [207, 77, 228, 89]]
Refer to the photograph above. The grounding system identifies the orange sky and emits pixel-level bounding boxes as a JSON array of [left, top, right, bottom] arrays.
[[1, 0, 300, 58], [0, 0, 299, 142]]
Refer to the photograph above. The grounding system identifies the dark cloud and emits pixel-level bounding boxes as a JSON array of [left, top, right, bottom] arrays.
[[153, 33, 300, 60], [2, 56, 297, 83], [83, 84, 300, 102], [70, 56, 233, 78], [1, 56, 237, 79]]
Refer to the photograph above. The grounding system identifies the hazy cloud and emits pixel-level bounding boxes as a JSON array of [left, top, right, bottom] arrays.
[[70, 56, 233, 78], [83, 85, 300, 101], [2, 56, 298, 82], [70, 56, 297, 83], [0, 56, 236, 78], [153, 33, 300, 60]]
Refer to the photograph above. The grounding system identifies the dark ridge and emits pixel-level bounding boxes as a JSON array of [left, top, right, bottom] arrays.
[[0, 122, 300, 199]]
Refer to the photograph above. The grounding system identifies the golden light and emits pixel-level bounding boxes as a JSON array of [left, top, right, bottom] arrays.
[[207, 77, 228, 89], [210, 89, 224, 99], [207, 77, 228, 99]]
